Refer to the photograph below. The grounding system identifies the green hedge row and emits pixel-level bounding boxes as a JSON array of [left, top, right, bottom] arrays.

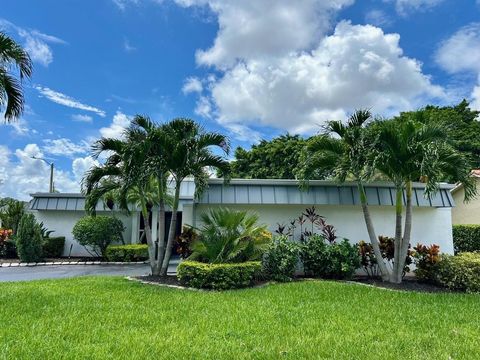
[[436, 252, 480, 293], [43, 237, 65, 258], [452, 225, 480, 253], [105, 244, 149, 262], [177, 261, 261, 290]]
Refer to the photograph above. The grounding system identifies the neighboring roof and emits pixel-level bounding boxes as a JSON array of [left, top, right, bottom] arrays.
[[199, 179, 454, 208], [450, 170, 480, 194], [29, 179, 455, 211]]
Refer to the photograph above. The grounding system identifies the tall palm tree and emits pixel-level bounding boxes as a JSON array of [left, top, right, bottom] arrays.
[[374, 116, 476, 283], [159, 118, 231, 276], [0, 32, 32, 122], [299, 110, 391, 281]]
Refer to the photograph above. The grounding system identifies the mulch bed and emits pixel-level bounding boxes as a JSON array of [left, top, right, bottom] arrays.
[[351, 276, 451, 293]]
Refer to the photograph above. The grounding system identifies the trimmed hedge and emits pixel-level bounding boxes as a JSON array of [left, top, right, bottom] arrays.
[[177, 261, 261, 290], [452, 225, 480, 253], [105, 244, 149, 262], [43, 237, 65, 258], [436, 252, 480, 293]]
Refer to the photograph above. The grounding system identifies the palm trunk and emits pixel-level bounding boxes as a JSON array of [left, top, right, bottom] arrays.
[[399, 181, 413, 278], [141, 208, 156, 275], [153, 177, 167, 276], [358, 182, 390, 281], [390, 187, 404, 283], [160, 181, 181, 276]]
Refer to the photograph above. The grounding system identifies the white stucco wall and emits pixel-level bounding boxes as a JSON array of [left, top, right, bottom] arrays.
[[191, 204, 454, 254], [32, 210, 133, 257], [451, 180, 480, 224]]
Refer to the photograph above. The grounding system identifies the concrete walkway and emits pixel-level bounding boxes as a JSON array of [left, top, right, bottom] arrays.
[[0, 261, 179, 282]]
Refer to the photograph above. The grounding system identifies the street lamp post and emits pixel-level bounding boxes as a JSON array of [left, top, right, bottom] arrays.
[[31, 156, 54, 193]]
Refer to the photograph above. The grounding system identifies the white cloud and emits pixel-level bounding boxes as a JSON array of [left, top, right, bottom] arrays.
[[72, 156, 98, 182], [112, 0, 163, 10], [365, 9, 392, 27], [99, 111, 131, 139], [1, 118, 30, 136], [175, 0, 354, 69], [123, 38, 137, 52], [201, 21, 444, 134], [436, 23, 480, 110], [71, 114, 93, 123], [0, 144, 81, 200], [35, 86, 106, 117], [43, 138, 90, 158], [182, 77, 203, 94], [389, 0, 444, 15], [194, 96, 212, 118], [0, 19, 66, 66]]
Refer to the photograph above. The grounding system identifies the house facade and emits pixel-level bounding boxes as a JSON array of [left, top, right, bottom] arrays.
[[29, 179, 456, 257], [451, 171, 480, 225]]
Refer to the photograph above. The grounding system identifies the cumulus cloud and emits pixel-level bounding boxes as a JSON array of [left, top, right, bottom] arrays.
[[436, 23, 480, 110], [0, 18, 66, 66], [182, 77, 203, 94], [0, 144, 82, 200], [43, 138, 90, 158], [35, 86, 106, 117], [99, 111, 131, 139], [175, 0, 354, 68]]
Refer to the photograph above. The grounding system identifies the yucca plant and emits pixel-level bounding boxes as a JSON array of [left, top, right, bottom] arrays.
[[189, 208, 272, 264]]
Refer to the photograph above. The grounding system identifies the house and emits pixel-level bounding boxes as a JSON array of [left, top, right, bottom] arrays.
[[450, 170, 480, 225], [29, 179, 456, 257]]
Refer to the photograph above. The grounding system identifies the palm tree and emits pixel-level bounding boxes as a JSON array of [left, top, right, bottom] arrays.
[[298, 110, 391, 281], [159, 118, 231, 276], [374, 116, 476, 283], [189, 208, 271, 263], [0, 32, 32, 122]]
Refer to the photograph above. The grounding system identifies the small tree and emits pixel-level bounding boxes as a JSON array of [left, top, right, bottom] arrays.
[[72, 216, 125, 258], [16, 213, 43, 262]]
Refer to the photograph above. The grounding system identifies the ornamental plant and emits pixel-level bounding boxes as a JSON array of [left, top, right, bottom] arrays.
[[413, 243, 441, 283], [16, 214, 43, 262], [0, 228, 13, 258]]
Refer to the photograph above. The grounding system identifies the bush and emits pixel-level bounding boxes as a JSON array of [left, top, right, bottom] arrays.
[[72, 216, 125, 258], [261, 236, 299, 282], [106, 244, 149, 262], [16, 214, 43, 262], [42, 236, 65, 258], [189, 208, 271, 263], [436, 253, 480, 293], [2, 238, 17, 258], [413, 243, 441, 282], [452, 225, 480, 253], [176, 226, 197, 259], [301, 235, 360, 279], [177, 260, 261, 290]]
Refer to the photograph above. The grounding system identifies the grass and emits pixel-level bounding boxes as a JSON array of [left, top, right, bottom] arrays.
[[0, 278, 479, 359]]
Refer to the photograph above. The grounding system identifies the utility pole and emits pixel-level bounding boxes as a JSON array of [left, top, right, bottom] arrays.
[[31, 156, 54, 193]]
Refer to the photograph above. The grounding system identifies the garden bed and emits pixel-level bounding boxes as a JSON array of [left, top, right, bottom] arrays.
[[351, 276, 451, 293]]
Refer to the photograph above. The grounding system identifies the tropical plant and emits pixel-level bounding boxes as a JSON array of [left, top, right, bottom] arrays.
[[16, 213, 43, 262], [0, 32, 32, 122], [298, 110, 391, 281], [72, 216, 125, 258], [373, 116, 475, 282], [413, 243, 441, 283], [189, 208, 271, 264], [262, 236, 300, 282], [158, 118, 230, 275], [0, 198, 26, 234]]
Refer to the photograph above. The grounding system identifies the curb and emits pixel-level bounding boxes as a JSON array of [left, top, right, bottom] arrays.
[[0, 261, 149, 268]]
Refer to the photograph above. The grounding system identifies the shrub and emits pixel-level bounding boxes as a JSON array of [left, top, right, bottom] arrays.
[[43, 236, 65, 258], [0, 229, 16, 258], [72, 216, 125, 258], [413, 243, 441, 282], [177, 260, 261, 290], [436, 253, 480, 293], [261, 236, 299, 282], [357, 236, 414, 278], [452, 225, 480, 253], [16, 214, 43, 262], [176, 226, 197, 259], [189, 208, 271, 263], [106, 244, 149, 262], [301, 235, 360, 279], [0, 198, 25, 234]]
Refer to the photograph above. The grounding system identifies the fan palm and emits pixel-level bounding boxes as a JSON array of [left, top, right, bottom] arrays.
[[0, 32, 32, 122], [299, 110, 391, 281], [374, 116, 476, 283], [189, 208, 271, 263]]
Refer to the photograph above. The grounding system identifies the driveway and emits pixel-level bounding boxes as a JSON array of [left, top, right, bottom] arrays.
[[0, 263, 177, 282]]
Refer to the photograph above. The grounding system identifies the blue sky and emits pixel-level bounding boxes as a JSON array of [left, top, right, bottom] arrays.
[[1, 0, 480, 199]]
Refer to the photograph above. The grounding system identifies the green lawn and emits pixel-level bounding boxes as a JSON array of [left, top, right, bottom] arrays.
[[0, 278, 479, 359]]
